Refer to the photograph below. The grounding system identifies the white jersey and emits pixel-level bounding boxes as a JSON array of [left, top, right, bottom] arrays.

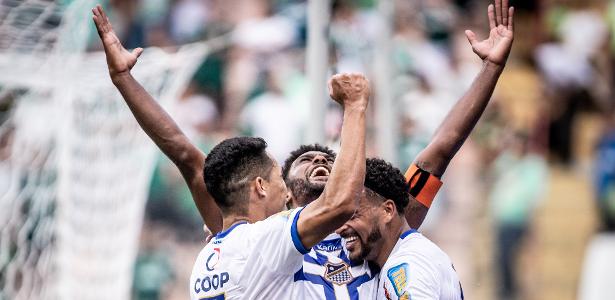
[[375, 229, 463, 300], [189, 208, 309, 300], [292, 233, 378, 299]]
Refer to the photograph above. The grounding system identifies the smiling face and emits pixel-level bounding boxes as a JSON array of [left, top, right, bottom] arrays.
[[285, 150, 335, 207], [336, 189, 386, 264]]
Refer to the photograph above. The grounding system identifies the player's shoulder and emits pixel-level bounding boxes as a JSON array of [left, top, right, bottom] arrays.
[[398, 231, 449, 260], [253, 207, 302, 227], [386, 231, 453, 277]]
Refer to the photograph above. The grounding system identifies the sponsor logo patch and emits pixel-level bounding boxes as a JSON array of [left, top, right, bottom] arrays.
[[206, 248, 220, 271], [314, 238, 343, 252], [387, 263, 410, 299]]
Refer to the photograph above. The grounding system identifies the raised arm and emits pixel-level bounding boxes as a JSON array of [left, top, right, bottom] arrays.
[[405, 0, 514, 228], [92, 5, 222, 234], [296, 73, 369, 249]]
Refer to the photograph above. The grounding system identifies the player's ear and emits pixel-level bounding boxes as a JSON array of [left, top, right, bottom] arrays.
[[285, 191, 295, 208], [255, 177, 268, 198], [381, 200, 396, 223]]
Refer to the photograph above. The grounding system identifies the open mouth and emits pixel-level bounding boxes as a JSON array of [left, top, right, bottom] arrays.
[[344, 234, 360, 251], [309, 166, 330, 182]]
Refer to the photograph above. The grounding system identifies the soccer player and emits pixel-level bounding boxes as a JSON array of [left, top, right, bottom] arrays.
[[337, 1, 514, 299], [338, 158, 463, 299], [92, 4, 371, 299], [281, 0, 514, 297]]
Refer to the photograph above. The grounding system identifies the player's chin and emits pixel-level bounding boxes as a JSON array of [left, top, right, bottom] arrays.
[[347, 248, 366, 265]]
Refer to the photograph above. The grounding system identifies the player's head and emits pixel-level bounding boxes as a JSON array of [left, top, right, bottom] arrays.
[[336, 158, 409, 264], [282, 144, 337, 207], [204, 137, 287, 218]]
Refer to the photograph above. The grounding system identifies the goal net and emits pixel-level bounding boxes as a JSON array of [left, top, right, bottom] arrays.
[[0, 1, 213, 299]]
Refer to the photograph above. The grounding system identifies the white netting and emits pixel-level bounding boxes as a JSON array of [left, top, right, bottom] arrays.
[[0, 1, 214, 299]]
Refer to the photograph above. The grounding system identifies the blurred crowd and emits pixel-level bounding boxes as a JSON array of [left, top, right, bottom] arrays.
[[83, 0, 615, 299]]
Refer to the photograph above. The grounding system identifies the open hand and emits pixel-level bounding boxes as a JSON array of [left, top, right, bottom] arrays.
[[464, 0, 514, 66], [328, 73, 370, 110], [92, 5, 143, 77]]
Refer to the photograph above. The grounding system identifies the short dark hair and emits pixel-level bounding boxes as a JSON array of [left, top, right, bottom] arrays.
[[364, 158, 410, 214], [282, 144, 337, 180], [203, 137, 273, 214]]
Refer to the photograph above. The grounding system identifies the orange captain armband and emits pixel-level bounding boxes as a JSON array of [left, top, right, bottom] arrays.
[[404, 164, 443, 208]]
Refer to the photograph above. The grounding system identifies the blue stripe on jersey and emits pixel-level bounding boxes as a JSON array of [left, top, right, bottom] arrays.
[[294, 269, 336, 299], [303, 249, 330, 265], [347, 273, 372, 299], [294, 266, 373, 299], [400, 229, 417, 239], [290, 207, 310, 254], [294, 241, 377, 299], [214, 221, 248, 239]]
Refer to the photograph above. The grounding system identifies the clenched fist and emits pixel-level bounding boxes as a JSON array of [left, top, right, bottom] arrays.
[[328, 73, 370, 110]]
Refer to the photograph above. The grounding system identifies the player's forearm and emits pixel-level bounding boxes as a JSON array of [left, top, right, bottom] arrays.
[[111, 72, 201, 173], [323, 106, 367, 215], [414, 61, 504, 176], [112, 73, 223, 230], [186, 173, 224, 235], [297, 107, 366, 249], [405, 199, 429, 229]]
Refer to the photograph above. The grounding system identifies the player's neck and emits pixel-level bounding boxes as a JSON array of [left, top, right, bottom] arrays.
[[374, 217, 410, 268], [222, 215, 251, 231]]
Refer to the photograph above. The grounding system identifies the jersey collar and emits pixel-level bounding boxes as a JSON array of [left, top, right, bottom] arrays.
[[399, 229, 417, 239], [214, 221, 248, 240]]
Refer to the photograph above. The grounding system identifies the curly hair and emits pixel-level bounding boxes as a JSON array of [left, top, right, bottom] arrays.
[[281, 144, 337, 180], [364, 158, 410, 214], [203, 137, 273, 214]]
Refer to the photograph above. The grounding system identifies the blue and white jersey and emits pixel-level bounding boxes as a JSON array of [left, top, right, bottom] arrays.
[[293, 233, 379, 299], [376, 230, 463, 300], [189, 208, 309, 300]]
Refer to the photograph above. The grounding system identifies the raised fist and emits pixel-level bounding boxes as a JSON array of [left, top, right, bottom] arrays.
[[328, 73, 370, 110]]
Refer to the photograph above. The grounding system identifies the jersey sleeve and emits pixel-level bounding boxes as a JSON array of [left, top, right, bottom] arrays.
[[382, 254, 440, 300], [246, 207, 310, 274]]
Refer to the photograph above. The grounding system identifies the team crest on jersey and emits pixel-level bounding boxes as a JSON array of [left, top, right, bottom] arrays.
[[387, 263, 410, 299], [324, 261, 353, 285]]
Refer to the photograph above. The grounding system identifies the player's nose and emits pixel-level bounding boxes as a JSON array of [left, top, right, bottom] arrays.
[[335, 224, 348, 235], [312, 154, 328, 165]]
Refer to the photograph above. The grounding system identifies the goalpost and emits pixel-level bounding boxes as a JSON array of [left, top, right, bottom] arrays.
[[0, 1, 217, 299]]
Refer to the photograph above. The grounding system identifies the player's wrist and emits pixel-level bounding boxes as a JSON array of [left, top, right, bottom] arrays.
[[482, 60, 506, 73], [110, 71, 132, 85], [342, 96, 369, 112], [342, 103, 367, 114]]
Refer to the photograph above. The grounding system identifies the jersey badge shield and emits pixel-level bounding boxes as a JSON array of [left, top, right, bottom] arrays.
[[324, 261, 353, 285]]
